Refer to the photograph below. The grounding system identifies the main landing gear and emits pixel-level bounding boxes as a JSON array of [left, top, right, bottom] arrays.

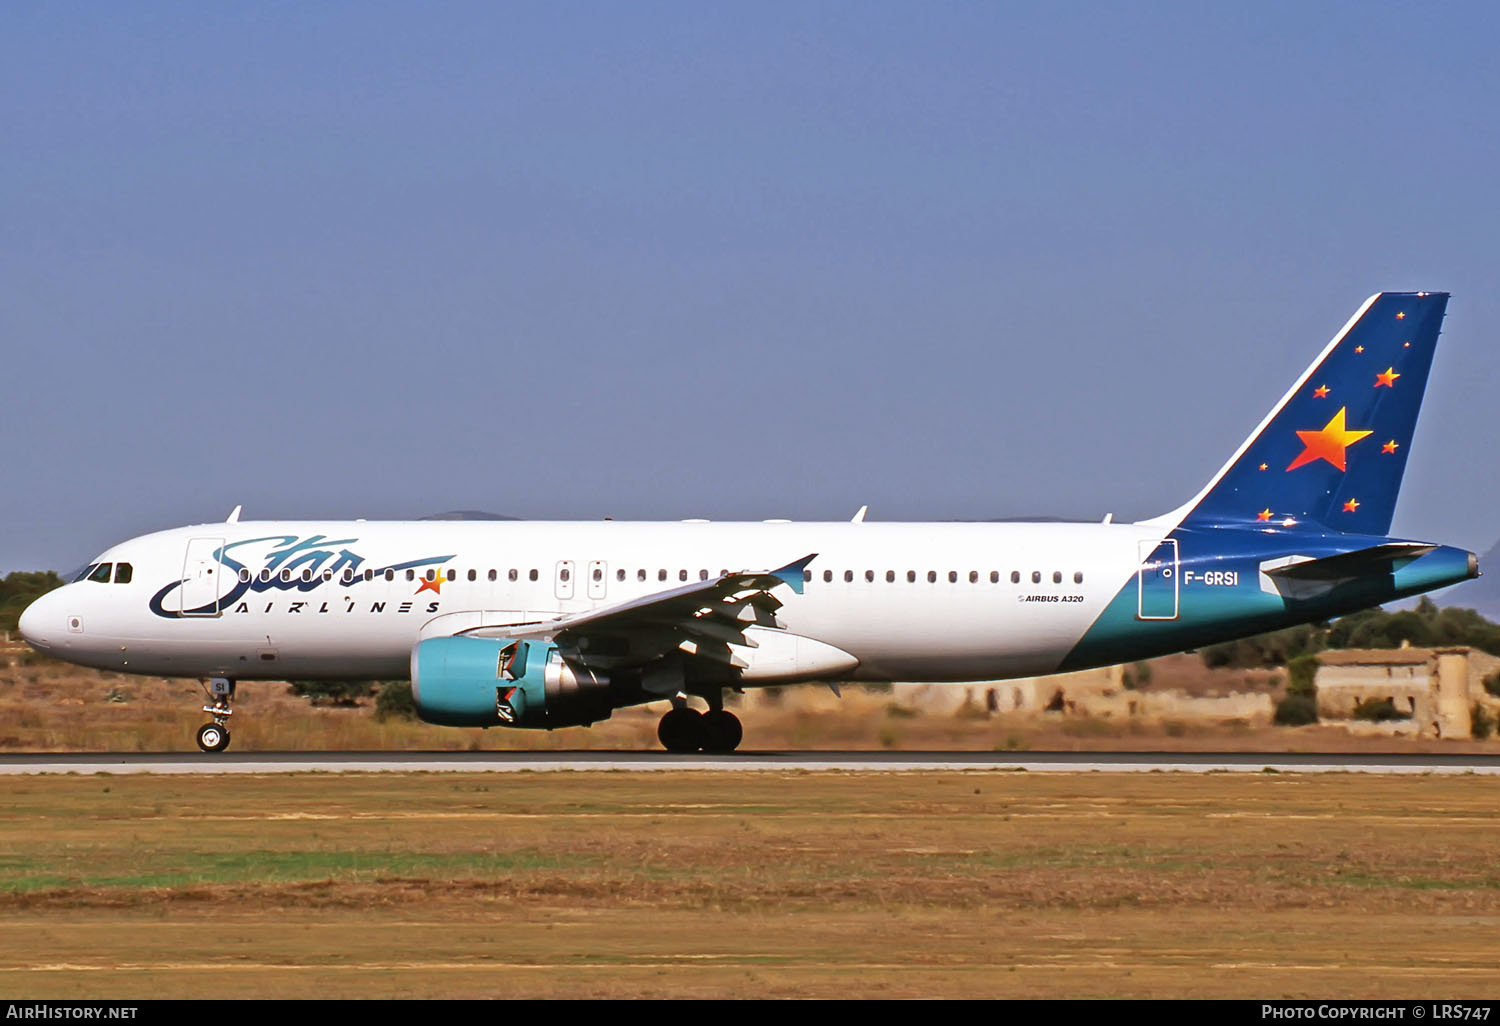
[[195, 677, 235, 753], [657, 693, 744, 754]]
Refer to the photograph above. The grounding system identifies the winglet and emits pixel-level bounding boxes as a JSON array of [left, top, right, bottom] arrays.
[[772, 553, 818, 595], [851, 505, 868, 523], [226, 505, 242, 524]]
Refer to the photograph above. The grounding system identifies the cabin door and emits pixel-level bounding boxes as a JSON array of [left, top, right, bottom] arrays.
[[1136, 539, 1179, 621]]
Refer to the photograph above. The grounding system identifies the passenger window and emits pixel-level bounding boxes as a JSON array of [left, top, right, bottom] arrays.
[[927, 571, 937, 583], [1011, 571, 1020, 584], [385, 570, 395, 582], [969, 571, 978, 584], [1053, 571, 1062, 584], [659, 569, 668, 582], [467, 569, 477, 582], [405, 570, 415, 582], [844, 570, 854, 583], [426, 569, 437, 582], [446, 569, 456, 582], [488, 569, 497, 582], [301, 569, 312, 583], [114, 563, 133, 584], [886, 570, 895, 583], [507, 569, 518, 582], [616, 569, 625, 582], [1074, 572, 1084, 584], [243, 569, 255, 583], [865, 570, 875, 583], [529, 569, 538, 581], [1031, 571, 1041, 584], [638, 569, 647, 582], [803, 570, 812, 582], [679, 570, 688, 582], [364, 569, 373, 581], [699, 570, 709, 581], [948, 571, 958, 583], [990, 571, 999, 584], [281, 569, 293, 583], [560, 568, 570, 582], [823, 570, 833, 583], [907, 571, 916, 583], [322, 569, 334, 581]]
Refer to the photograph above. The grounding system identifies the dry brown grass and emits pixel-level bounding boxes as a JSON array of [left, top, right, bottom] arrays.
[[1, 772, 1499, 997], [3, 654, 1498, 754]]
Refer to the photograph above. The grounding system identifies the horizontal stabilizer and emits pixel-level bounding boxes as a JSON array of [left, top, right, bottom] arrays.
[[1262, 543, 1436, 582]]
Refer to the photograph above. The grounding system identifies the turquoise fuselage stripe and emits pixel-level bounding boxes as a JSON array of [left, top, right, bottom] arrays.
[[1058, 528, 1474, 673]]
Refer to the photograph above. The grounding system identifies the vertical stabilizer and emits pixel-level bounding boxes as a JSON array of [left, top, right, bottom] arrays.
[[1155, 292, 1447, 535]]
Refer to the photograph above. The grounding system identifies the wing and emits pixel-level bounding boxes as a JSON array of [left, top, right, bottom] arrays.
[[456, 554, 817, 678]]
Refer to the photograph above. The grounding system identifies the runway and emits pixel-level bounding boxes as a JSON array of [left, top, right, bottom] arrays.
[[0, 750, 1497, 775]]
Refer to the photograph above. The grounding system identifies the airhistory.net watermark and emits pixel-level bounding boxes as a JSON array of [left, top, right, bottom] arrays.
[[4, 1007, 137, 1020]]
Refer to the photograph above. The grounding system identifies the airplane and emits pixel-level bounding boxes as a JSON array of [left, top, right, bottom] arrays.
[[18, 291, 1478, 753]]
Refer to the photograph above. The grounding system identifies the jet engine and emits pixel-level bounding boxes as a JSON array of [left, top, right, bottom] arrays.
[[410, 636, 615, 728]]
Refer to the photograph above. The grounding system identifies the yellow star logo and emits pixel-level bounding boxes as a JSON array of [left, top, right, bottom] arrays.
[[416, 572, 443, 596], [1396, 311, 1406, 320], [1286, 407, 1373, 472], [1382, 440, 1399, 454], [1375, 366, 1400, 388], [1256, 508, 1273, 522], [1343, 498, 1360, 513], [1314, 385, 1330, 398]]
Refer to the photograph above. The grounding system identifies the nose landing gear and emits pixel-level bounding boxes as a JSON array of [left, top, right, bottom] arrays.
[[195, 677, 235, 753]]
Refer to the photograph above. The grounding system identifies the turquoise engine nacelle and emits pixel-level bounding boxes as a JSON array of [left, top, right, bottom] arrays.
[[410, 636, 615, 728]]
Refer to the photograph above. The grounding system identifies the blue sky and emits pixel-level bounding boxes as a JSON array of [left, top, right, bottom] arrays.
[[3, 2, 1498, 572]]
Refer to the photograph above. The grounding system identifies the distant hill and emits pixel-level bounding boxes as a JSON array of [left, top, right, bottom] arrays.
[[1436, 537, 1500, 620], [419, 511, 521, 521]]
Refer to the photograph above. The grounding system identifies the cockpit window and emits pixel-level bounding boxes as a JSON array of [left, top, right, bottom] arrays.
[[74, 564, 98, 583], [113, 563, 133, 584], [87, 563, 113, 584]]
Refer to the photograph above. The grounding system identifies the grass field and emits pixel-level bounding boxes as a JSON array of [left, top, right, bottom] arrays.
[[2, 771, 1499, 998]]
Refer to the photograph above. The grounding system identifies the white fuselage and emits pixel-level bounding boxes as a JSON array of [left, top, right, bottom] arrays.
[[20, 519, 1153, 683]]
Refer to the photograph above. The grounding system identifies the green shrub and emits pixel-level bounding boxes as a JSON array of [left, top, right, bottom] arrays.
[[1285, 653, 1320, 697], [287, 680, 378, 706], [1351, 697, 1408, 722], [1484, 671, 1500, 699], [1274, 694, 1318, 726], [374, 680, 416, 721], [1122, 662, 1152, 690], [1472, 703, 1495, 740]]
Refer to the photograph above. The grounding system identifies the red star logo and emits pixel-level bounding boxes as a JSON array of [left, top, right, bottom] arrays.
[[416, 573, 443, 595], [1375, 367, 1400, 388], [1258, 463, 1268, 471], [1382, 440, 1399, 454], [1314, 385, 1330, 398], [1354, 345, 1364, 354], [1396, 311, 1406, 320], [1256, 508, 1273, 522], [1287, 407, 1373, 472], [1343, 498, 1360, 513]]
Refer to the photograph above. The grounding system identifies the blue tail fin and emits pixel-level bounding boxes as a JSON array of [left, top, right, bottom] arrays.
[[1164, 291, 1448, 535]]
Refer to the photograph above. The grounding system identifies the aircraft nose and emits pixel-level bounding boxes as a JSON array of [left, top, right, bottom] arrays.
[[17, 591, 63, 651]]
